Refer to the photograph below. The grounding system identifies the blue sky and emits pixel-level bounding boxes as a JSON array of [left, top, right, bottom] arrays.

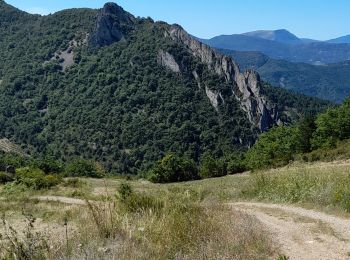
[[6, 0, 350, 40]]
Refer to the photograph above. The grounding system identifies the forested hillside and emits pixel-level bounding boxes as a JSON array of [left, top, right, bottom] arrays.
[[0, 1, 330, 173], [245, 98, 350, 170]]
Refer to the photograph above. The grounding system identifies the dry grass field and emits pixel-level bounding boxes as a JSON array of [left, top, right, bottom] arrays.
[[1, 159, 350, 259]]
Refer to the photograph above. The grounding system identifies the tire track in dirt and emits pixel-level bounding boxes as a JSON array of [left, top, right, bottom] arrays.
[[230, 202, 350, 260]]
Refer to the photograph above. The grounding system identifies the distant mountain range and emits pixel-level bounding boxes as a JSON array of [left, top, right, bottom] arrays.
[[199, 30, 350, 64], [327, 35, 350, 44], [239, 29, 350, 45], [220, 49, 350, 103], [242, 29, 304, 45]]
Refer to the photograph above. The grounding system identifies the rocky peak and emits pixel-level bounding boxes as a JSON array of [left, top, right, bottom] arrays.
[[103, 2, 124, 14], [235, 70, 277, 131], [89, 2, 136, 47], [166, 25, 277, 131]]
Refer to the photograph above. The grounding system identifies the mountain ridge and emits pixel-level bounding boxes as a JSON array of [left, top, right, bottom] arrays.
[[327, 35, 350, 44], [0, 1, 330, 172], [219, 49, 350, 103], [242, 29, 303, 45], [200, 30, 350, 64]]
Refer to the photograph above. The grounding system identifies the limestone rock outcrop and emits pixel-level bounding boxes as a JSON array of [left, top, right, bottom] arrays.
[[89, 2, 136, 47], [158, 50, 181, 73], [166, 25, 278, 131], [88, 5, 279, 131]]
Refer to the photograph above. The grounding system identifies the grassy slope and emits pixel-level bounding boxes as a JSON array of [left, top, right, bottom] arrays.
[[1, 158, 350, 258], [1, 141, 350, 258], [0, 178, 275, 259]]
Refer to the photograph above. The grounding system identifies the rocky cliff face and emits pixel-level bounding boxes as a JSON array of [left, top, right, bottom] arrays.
[[88, 3, 278, 131], [89, 2, 136, 47], [158, 50, 181, 73], [166, 25, 278, 131]]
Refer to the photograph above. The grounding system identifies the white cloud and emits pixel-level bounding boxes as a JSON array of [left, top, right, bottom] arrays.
[[25, 7, 50, 15]]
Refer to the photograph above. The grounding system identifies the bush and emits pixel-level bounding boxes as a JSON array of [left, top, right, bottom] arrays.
[[15, 168, 62, 190], [298, 115, 317, 153], [199, 153, 227, 179], [245, 126, 301, 170], [226, 153, 247, 174], [297, 139, 350, 163], [311, 99, 350, 149], [117, 183, 164, 214], [65, 159, 104, 178], [148, 154, 199, 183], [117, 182, 133, 203], [0, 172, 14, 184], [62, 178, 86, 188], [0, 153, 29, 169], [31, 158, 63, 174]]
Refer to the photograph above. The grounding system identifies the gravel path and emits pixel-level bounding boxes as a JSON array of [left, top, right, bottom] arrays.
[[230, 202, 350, 260], [36, 196, 87, 205]]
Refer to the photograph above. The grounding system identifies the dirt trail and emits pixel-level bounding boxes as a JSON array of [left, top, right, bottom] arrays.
[[35, 195, 350, 259], [230, 202, 350, 260], [36, 196, 87, 205]]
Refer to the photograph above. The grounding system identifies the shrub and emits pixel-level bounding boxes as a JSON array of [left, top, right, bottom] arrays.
[[298, 115, 317, 153], [0, 182, 27, 197], [298, 139, 350, 163], [245, 126, 301, 170], [311, 99, 350, 149], [65, 159, 104, 178], [31, 158, 63, 174], [148, 154, 199, 183], [62, 178, 86, 188], [226, 153, 247, 174], [0, 172, 14, 184], [117, 183, 163, 213], [117, 182, 133, 203], [199, 153, 227, 179], [15, 168, 62, 190], [0, 153, 28, 169]]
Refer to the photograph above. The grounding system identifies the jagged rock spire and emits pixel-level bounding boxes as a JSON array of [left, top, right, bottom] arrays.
[[89, 2, 136, 47]]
